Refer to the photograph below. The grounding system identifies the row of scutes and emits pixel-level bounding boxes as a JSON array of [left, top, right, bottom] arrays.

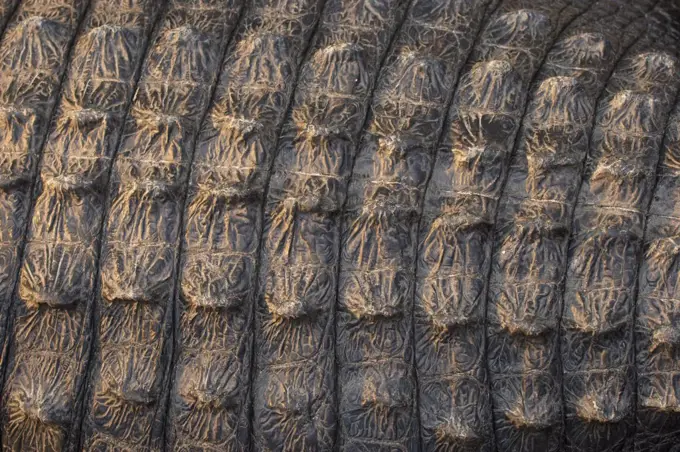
[[253, 0, 408, 449], [0, 1, 90, 451], [170, 0, 326, 448]]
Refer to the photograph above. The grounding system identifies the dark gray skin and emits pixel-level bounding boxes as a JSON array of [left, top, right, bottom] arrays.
[[560, 2, 680, 451], [0, 0, 679, 451], [489, 1, 655, 450], [0, 0, 91, 448], [1, 1, 165, 450], [253, 0, 410, 449], [636, 81, 680, 452], [0, 1, 19, 42], [167, 0, 326, 449], [78, 1, 245, 450], [336, 0, 494, 450], [416, 0, 593, 450]]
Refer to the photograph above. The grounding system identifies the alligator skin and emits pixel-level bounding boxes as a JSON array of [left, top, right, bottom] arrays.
[[253, 0, 410, 449], [561, 3, 680, 450], [0, 0, 679, 451], [167, 0, 325, 449], [415, 1, 592, 450], [79, 1, 244, 450], [636, 65, 680, 452], [0, 1, 19, 37], [0, 1, 90, 448], [2, 1, 164, 450], [489, 1, 654, 450], [336, 0, 494, 450]]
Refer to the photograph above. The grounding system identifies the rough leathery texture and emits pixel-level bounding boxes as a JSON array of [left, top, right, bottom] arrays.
[[560, 2, 680, 450], [252, 0, 410, 449], [335, 0, 493, 450], [414, 0, 591, 450], [634, 13, 680, 452], [79, 1, 244, 449], [165, 0, 325, 449], [487, 1, 655, 450], [0, 1, 164, 450], [1, 2, 680, 451], [636, 83, 680, 452], [0, 0, 89, 403]]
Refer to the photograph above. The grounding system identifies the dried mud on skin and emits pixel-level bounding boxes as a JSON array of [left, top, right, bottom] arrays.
[[0, 0, 679, 451], [1, 0, 165, 450], [79, 1, 245, 450]]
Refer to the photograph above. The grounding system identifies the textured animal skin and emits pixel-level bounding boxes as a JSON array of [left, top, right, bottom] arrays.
[[0, 0, 679, 451]]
